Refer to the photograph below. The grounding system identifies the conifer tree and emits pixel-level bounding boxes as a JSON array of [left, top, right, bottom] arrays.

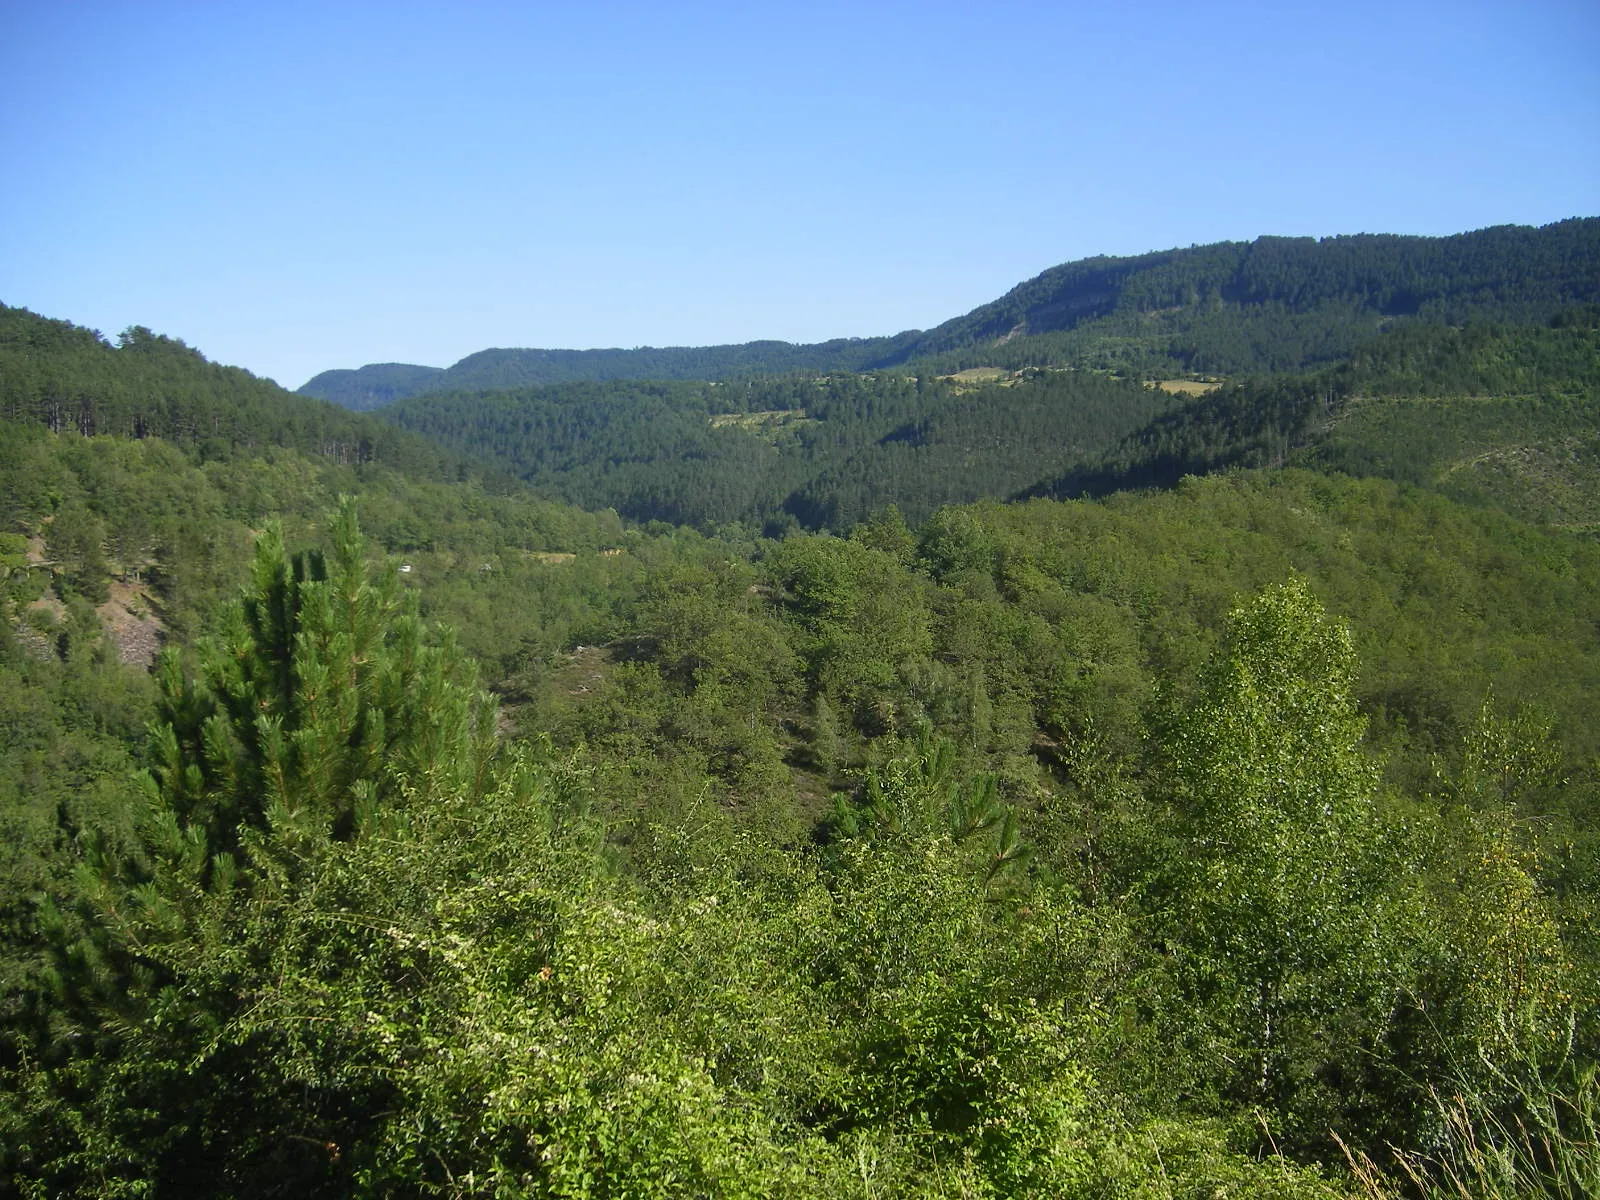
[[18, 500, 501, 1194], [145, 496, 497, 868], [55, 498, 498, 1002]]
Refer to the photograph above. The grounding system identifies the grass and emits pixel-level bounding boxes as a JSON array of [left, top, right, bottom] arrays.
[[1341, 1063, 1599, 1199], [1147, 378, 1222, 396], [708, 408, 809, 429], [943, 367, 1012, 384]]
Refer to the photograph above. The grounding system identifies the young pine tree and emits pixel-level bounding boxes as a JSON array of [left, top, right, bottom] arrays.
[[16, 499, 500, 1195]]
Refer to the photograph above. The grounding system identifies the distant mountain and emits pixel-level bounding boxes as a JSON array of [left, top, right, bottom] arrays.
[[300, 219, 1600, 407], [298, 362, 448, 411], [905, 218, 1600, 375], [300, 335, 921, 409]]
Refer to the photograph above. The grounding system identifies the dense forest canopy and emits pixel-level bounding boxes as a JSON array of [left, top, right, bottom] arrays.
[[3, 219, 1599, 1196], [0, 305, 455, 478], [1042, 314, 1600, 525], [376, 369, 1175, 530]]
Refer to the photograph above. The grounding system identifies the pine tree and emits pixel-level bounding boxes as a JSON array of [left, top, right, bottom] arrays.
[[17, 500, 502, 1194], [145, 496, 497, 869]]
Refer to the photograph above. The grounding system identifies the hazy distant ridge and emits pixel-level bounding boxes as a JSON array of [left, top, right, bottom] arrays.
[[299, 219, 1600, 407], [300, 336, 920, 409]]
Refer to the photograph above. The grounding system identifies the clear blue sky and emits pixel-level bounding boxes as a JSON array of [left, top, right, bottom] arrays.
[[3, 0, 1596, 389]]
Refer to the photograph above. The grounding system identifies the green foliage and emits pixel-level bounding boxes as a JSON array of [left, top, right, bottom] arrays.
[[145, 498, 497, 861], [1145, 582, 1418, 1141], [0, 635, 149, 1043], [5, 512, 1420, 1198], [830, 731, 1033, 890], [1044, 319, 1600, 531], [766, 533, 934, 730], [380, 368, 1169, 530], [0, 304, 453, 476], [5, 504, 500, 1193], [1408, 706, 1578, 1091], [43, 504, 110, 604]]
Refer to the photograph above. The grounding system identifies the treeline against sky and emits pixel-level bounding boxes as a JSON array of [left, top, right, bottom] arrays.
[[0, 306, 454, 477], [300, 334, 926, 410], [908, 218, 1600, 376], [300, 218, 1600, 403]]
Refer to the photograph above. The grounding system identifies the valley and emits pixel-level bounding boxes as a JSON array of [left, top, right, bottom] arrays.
[[2, 219, 1598, 1197]]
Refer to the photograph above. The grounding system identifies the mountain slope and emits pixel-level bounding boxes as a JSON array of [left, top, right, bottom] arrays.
[[909, 218, 1600, 373], [377, 369, 1172, 530], [297, 362, 448, 411], [301, 334, 921, 407], [299, 218, 1600, 406], [0, 305, 454, 478], [1037, 315, 1600, 527]]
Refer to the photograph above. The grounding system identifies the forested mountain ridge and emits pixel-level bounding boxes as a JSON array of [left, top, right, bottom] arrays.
[[299, 360, 449, 410], [0, 305, 457, 478], [907, 217, 1600, 375], [300, 218, 1600, 403], [300, 334, 920, 409]]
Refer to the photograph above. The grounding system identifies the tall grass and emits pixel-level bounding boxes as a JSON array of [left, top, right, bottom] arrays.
[[1343, 1063, 1598, 1198]]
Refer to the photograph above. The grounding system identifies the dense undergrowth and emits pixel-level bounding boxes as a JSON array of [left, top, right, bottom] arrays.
[[3, 438, 1596, 1193]]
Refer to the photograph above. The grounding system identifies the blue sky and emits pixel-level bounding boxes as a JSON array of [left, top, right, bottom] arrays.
[[2, 1, 1596, 389]]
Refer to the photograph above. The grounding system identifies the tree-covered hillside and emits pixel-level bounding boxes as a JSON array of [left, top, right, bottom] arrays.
[[907, 218, 1600, 375], [0, 306, 454, 477], [375, 306, 1600, 536], [1043, 315, 1600, 528], [5, 445, 1596, 1196], [299, 218, 1600, 405], [379, 368, 1173, 530]]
